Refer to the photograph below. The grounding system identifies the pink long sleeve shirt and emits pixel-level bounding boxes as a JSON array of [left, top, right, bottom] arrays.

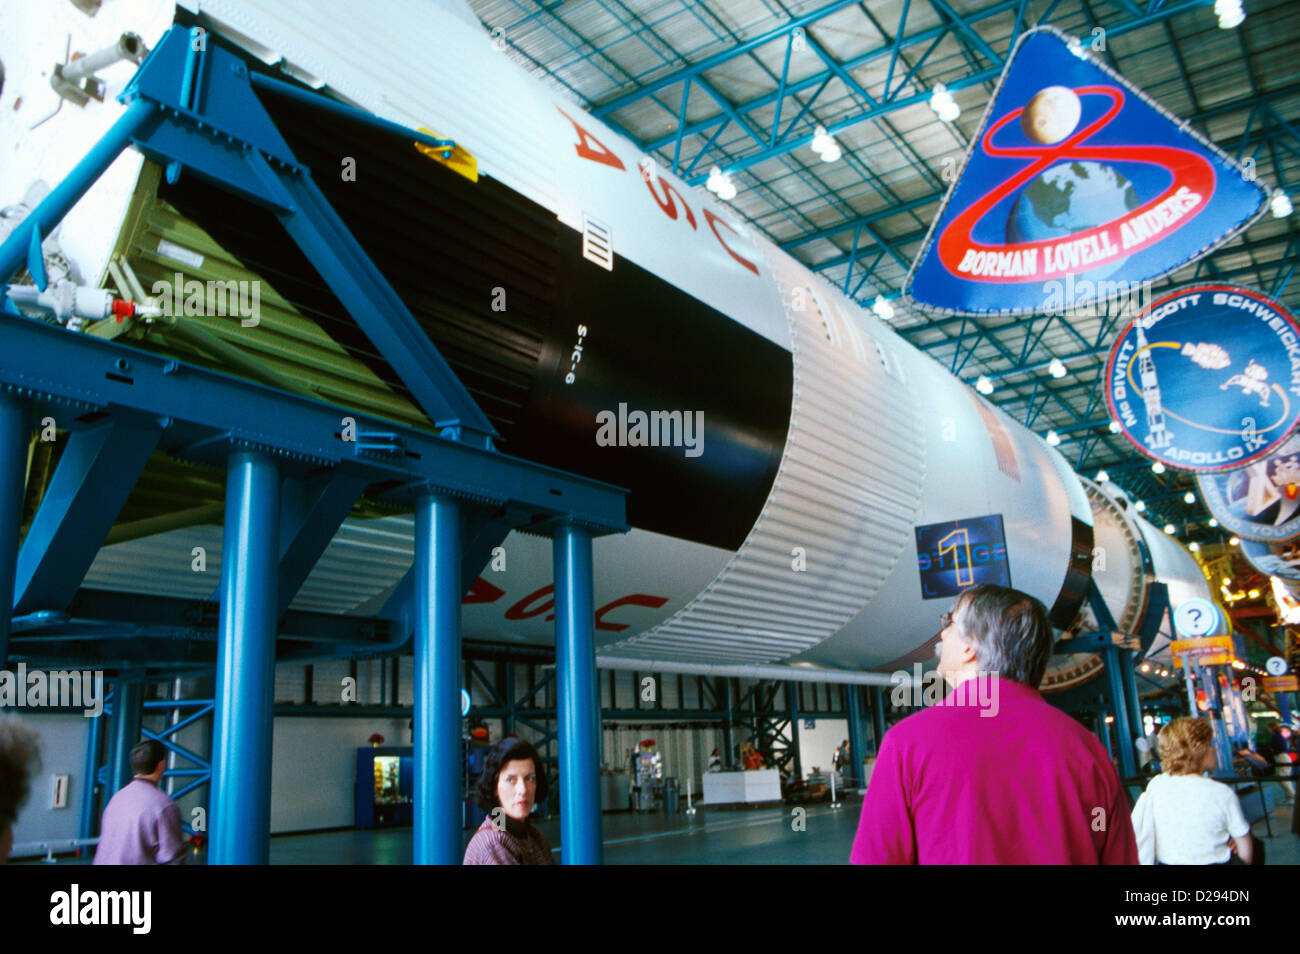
[[851, 677, 1138, 865], [93, 778, 188, 865]]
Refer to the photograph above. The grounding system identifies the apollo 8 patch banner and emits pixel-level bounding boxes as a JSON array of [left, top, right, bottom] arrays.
[[1104, 285, 1300, 473], [905, 27, 1269, 316]]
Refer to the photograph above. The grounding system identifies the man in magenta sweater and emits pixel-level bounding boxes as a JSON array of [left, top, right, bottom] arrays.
[[851, 583, 1138, 865]]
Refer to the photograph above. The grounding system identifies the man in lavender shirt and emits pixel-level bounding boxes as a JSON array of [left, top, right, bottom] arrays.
[[94, 739, 188, 865], [851, 583, 1138, 865]]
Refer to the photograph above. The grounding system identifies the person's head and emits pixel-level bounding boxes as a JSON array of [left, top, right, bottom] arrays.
[[475, 738, 548, 822], [936, 584, 1053, 688], [130, 739, 167, 780], [0, 715, 41, 863], [1158, 717, 1216, 775]]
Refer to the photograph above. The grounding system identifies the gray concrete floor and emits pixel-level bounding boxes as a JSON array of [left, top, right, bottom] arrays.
[[19, 794, 1300, 864]]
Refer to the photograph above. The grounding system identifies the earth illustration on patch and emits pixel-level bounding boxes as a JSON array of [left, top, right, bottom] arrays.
[[1006, 160, 1141, 278]]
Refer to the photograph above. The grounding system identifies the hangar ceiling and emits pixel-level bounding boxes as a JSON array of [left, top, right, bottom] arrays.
[[468, 0, 1300, 543]]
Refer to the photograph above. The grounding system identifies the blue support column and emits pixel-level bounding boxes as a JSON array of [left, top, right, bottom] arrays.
[[0, 391, 28, 668], [554, 522, 602, 865], [412, 492, 462, 865], [1120, 648, 1144, 740], [106, 676, 144, 797], [79, 705, 105, 840], [870, 686, 886, 753], [1102, 644, 1137, 778], [722, 679, 734, 765], [210, 450, 280, 865], [846, 685, 867, 788]]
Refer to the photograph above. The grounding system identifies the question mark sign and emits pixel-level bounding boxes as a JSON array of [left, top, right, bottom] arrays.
[[1189, 607, 1202, 627]]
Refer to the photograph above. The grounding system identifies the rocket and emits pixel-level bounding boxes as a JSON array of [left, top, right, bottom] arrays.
[[1, 0, 1211, 688], [1135, 323, 1174, 451]]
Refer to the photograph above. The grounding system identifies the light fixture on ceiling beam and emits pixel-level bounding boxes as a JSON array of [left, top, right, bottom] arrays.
[[929, 83, 960, 123]]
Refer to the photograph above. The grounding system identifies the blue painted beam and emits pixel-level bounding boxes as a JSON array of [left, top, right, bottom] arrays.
[[78, 707, 104, 840], [106, 675, 144, 798], [14, 419, 160, 615], [591, 0, 863, 118], [554, 521, 602, 864], [210, 450, 280, 866], [0, 392, 28, 667], [412, 492, 463, 865], [0, 316, 626, 533], [276, 472, 369, 616]]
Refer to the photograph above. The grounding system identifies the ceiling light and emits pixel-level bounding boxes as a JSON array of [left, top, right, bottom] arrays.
[[1249, 589, 1261, 599], [1108, 420, 1121, 434], [1141, 663, 1151, 673], [1095, 469, 1109, 483], [1045, 430, 1061, 446], [1215, 0, 1245, 29], [871, 295, 895, 320], [1184, 491, 1196, 504], [1208, 518, 1219, 528], [1189, 542, 1200, 552], [1272, 192, 1293, 218], [1049, 357, 1067, 378], [1104, 715, 1115, 724], [929, 84, 960, 123], [1135, 500, 1147, 512], [706, 166, 737, 201], [810, 125, 842, 163], [975, 375, 993, 395], [1164, 523, 1176, 534], [1152, 462, 1166, 474], [1230, 536, 1240, 546]]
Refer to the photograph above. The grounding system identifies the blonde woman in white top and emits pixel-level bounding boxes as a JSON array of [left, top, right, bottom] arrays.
[[1131, 717, 1253, 865]]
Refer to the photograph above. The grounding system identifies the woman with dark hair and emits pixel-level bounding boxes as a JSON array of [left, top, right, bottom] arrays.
[[463, 738, 555, 865]]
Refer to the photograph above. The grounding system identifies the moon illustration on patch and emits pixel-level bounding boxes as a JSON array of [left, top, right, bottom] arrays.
[[1021, 85, 1083, 144]]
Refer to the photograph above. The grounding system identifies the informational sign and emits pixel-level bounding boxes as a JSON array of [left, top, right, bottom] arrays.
[[1198, 432, 1300, 541], [1171, 635, 1233, 669], [1267, 656, 1289, 676], [915, 514, 1010, 599], [905, 27, 1268, 316], [1172, 598, 1220, 637], [1240, 536, 1300, 582], [1105, 286, 1300, 472], [1263, 675, 1300, 693]]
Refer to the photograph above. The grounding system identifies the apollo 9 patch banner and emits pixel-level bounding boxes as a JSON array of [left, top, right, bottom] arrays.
[[905, 27, 1269, 316], [1104, 285, 1300, 473]]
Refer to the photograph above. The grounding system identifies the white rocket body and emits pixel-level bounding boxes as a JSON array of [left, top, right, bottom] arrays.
[[1, 0, 1195, 682]]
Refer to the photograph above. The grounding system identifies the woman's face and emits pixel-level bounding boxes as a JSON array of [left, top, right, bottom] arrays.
[[497, 758, 538, 821]]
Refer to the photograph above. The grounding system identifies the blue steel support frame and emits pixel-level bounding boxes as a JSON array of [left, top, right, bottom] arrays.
[[15, 419, 160, 615], [846, 684, 868, 787], [0, 391, 29, 667], [209, 451, 280, 865], [554, 522, 602, 865], [106, 675, 144, 797], [78, 702, 106, 840], [870, 686, 887, 753], [412, 492, 463, 866]]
